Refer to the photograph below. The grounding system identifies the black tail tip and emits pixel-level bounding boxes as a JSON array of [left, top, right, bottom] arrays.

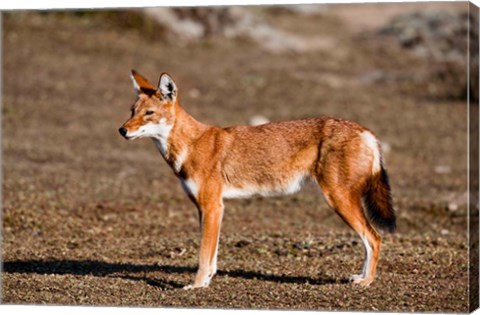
[[364, 199, 397, 233], [372, 214, 397, 234], [386, 219, 397, 233]]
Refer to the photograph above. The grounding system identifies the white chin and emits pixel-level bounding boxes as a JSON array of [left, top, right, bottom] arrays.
[[125, 133, 144, 140]]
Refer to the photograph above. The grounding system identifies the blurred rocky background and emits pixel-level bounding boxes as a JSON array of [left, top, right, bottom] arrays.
[[96, 4, 478, 101], [379, 9, 478, 100]]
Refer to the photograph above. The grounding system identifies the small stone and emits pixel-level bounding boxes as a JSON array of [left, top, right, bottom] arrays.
[[249, 115, 270, 126], [448, 203, 458, 212], [188, 88, 201, 99], [381, 141, 391, 155], [434, 165, 451, 174]]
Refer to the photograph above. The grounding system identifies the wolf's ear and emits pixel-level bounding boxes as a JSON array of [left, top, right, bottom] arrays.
[[158, 73, 177, 102], [130, 70, 156, 95]]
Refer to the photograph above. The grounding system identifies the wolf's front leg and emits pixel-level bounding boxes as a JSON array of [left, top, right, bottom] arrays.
[[184, 184, 224, 289]]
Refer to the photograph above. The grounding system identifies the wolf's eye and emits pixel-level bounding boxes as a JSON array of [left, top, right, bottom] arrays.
[[145, 110, 154, 115]]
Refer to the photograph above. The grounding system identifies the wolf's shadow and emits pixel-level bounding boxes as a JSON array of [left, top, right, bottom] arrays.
[[3, 259, 343, 290]]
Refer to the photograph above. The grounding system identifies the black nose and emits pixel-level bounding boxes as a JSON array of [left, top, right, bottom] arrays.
[[118, 127, 128, 137]]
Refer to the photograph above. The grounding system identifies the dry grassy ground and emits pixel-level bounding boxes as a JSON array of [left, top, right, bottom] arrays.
[[2, 3, 472, 312]]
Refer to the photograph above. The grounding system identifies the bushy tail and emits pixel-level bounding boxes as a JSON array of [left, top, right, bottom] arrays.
[[363, 164, 396, 233]]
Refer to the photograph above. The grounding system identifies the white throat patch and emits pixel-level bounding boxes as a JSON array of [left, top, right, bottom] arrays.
[[150, 118, 174, 157], [126, 118, 173, 157]]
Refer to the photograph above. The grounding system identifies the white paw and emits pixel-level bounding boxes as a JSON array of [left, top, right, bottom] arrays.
[[349, 274, 373, 286], [349, 274, 364, 282], [182, 278, 211, 290]]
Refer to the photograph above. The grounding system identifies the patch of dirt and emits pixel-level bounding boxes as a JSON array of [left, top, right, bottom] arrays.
[[1, 3, 471, 312]]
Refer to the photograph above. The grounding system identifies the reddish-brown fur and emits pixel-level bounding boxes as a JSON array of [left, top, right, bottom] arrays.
[[120, 71, 396, 289]]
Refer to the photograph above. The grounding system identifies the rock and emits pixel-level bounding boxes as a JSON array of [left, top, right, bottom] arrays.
[[223, 7, 317, 53], [249, 115, 270, 126], [434, 165, 451, 174], [188, 88, 201, 99], [379, 11, 469, 62], [448, 203, 459, 212], [379, 10, 478, 101], [142, 8, 205, 41], [381, 141, 391, 155], [269, 4, 327, 16], [141, 7, 332, 54], [444, 191, 469, 212]]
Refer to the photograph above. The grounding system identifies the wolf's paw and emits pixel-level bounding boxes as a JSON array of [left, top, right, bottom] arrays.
[[349, 274, 373, 287], [349, 274, 364, 282], [183, 276, 212, 290], [183, 283, 209, 290]]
